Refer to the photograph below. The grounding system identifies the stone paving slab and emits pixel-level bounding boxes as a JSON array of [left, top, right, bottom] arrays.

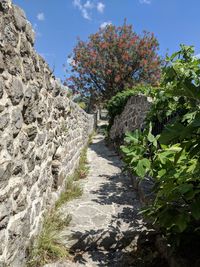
[[44, 134, 145, 267]]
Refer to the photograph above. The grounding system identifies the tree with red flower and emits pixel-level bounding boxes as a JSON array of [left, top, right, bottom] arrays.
[[66, 21, 161, 110]]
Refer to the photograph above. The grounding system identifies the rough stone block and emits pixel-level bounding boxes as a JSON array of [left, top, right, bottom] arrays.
[[19, 132, 29, 154], [4, 23, 19, 48], [0, 0, 11, 12], [13, 5, 27, 30], [0, 161, 13, 182], [25, 125, 37, 141], [0, 113, 9, 131], [25, 21, 35, 45], [7, 77, 24, 105], [0, 79, 3, 98], [11, 108, 23, 137], [0, 52, 5, 72], [0, 203, 10, 230]]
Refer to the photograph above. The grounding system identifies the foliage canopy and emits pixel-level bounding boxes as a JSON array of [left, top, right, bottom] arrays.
[[66, 22, 161, 106]]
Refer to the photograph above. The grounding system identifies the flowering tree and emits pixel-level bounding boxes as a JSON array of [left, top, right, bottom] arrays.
[[66, 22, 161, 109]]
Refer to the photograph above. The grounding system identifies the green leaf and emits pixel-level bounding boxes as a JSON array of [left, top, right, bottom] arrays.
[[147, 131, 155, 143], [157, 169, 166, 178], [159, 209, 177, 229], [190, 113, 200, 127], [185, 189, 200, 200], [159, 123, 186, 144], [124, 131, 140, 144], [136, 158, 150, 178], [121, 146, 130, 154], [176, 183, 193, 194], [174, 213, 189, 232], [174, 148, 184, 164], [189, 143, 200, 158]]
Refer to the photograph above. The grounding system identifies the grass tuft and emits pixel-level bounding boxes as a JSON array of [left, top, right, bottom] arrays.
[[88, 131, 96, 145], [27, 212, 72, 267], [55, 177, 83, 208], [74, 148, 89, 181]]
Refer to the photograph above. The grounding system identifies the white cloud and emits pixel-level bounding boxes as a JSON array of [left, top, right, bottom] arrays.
[[73, 0, 82, 9], [82, 8, 91, 20], [73, 0, 105, 20], [37, 12, 45, 21], [73, 0, 91, 20], [97, 2, 105, 13], [84, 0, 94, 9], [100, 21, 112, 29], [139, 0, 151, 4]]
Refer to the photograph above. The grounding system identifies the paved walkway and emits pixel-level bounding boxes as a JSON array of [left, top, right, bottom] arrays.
[[44, 134, 145, 267]]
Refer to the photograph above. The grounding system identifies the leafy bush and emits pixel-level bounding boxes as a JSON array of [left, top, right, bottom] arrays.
[[121, 125, 157, 178], [145, 91, 188, 134], [122, 129, 200, 239], [121, 45, 200, 249]]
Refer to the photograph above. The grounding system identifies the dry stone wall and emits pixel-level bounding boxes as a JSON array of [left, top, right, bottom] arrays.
[[0, 1, 94, 266], [109, 95, 152, 141]]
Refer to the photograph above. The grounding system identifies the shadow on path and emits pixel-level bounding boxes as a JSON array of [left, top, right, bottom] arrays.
[[64, 135, 166, 267]]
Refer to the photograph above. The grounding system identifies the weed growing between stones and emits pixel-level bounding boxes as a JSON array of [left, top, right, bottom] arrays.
[[56, 144, 92, 208], [74, 147, 89, 181], [27, 212, 72, 267], [55, 177, 83, 208], [88, 130, 96, 145]]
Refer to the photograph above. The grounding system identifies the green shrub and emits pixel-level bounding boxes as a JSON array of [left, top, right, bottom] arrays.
[[121, 45, 200, 250], [122, 129, 200, 241]]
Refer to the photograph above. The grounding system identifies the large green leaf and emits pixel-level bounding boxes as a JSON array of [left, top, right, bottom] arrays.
[[159, 122, 185, 144], [174, 213, 189, 232], [136, 158, 151, 178], [176, 183, 193, 194]]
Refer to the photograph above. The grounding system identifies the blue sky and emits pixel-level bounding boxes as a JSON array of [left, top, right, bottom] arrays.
[[13, 0, 200, 81]]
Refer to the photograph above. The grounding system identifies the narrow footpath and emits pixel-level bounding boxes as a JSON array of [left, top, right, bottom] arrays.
[[45, 134, 146, 267]]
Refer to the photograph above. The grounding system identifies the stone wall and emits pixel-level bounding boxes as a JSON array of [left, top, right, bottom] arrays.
[[109, 95, 152, 141], [0, 1, 94, 266]]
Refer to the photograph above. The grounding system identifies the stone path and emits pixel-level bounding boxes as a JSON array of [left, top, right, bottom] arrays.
[[44, 134, 146, 267]]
